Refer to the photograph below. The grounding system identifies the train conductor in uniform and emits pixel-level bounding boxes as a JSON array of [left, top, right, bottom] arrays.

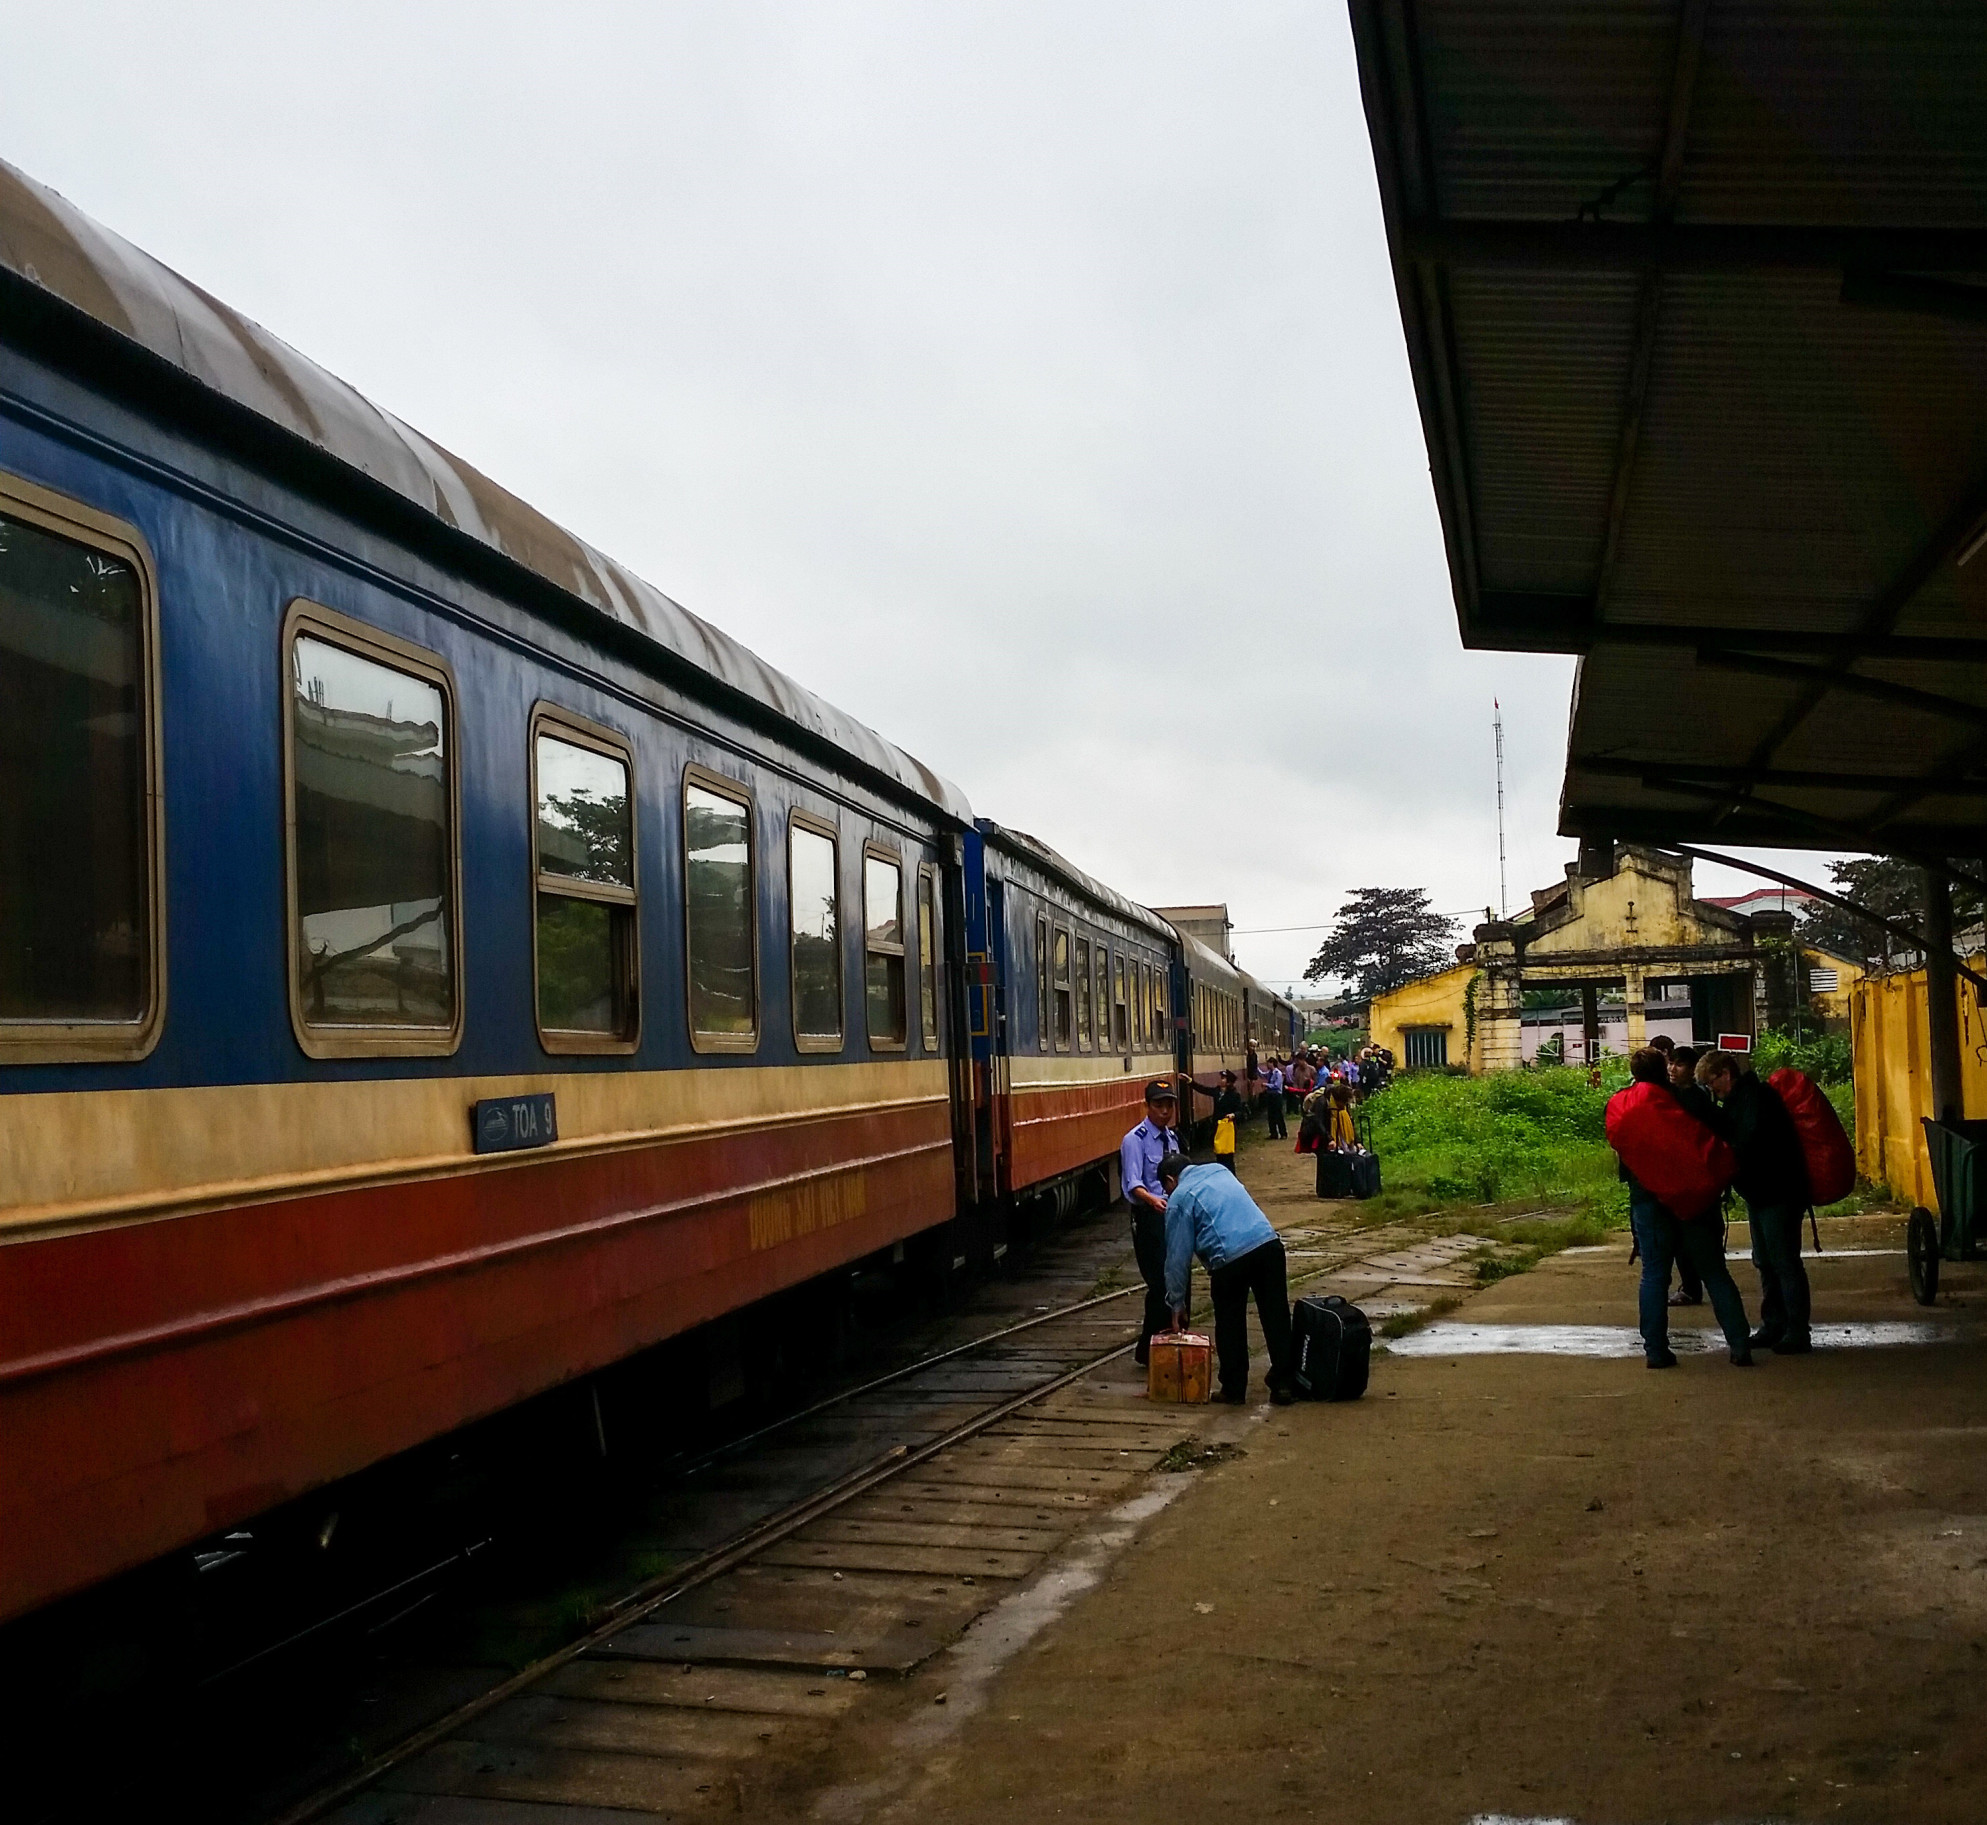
[[1121, 1079, 1184, 1366]]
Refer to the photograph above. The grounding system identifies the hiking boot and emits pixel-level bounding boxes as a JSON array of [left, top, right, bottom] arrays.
[[1268, 1382, 1296, 1406], [1772, 1334, 1812, 1355], [1646, 1349, 1679, 1369], [1746, 1328, 1780, 1351], [1730, 1346, 1756, 1367], [1217, 1388, 1247, 1405]]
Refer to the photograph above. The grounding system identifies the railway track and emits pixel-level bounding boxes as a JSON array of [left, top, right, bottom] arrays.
[[250, 1210, 1465, 1825]]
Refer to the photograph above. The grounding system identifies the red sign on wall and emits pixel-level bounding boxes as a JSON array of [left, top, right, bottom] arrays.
[[1717, 1032, 1753, 1053]]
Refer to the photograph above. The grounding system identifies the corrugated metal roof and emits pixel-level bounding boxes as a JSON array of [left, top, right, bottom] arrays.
[[1352, 0, 1987, 855], [0, 158, 973, 826]]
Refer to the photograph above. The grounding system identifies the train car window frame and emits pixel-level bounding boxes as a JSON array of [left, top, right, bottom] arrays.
[[683, 763, 761, 1055], [1074, 934, 1092, 1051], [788, 809, 844, 1054], [1052, 923, 1072, 1052], [529, 705, 640, 1056], [863, 842, 907, 1052], [1113, 953, 1129, 1054], [283, 600, 463, 1061], [0, 473, 167, 1064], [1093, 943, 1109, 1056], [917, 863, 941, 1054], [1035, 911, 1049, 1052]]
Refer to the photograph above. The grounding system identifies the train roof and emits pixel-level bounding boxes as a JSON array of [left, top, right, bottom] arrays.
[[1175, 929, 1243, 987], [0, 158, 972, 826], [976, 822, 1175, 942]]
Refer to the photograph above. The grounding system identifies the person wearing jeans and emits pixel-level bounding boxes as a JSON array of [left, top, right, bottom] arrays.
[[1698, 1049, 1813, 1353], [1157, 1152, 1294, 1404], [1628, 1188, 1753, 1368]]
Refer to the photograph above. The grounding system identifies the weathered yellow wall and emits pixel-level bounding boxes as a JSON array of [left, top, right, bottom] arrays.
[[1370, 963, 1478, 1072], [1521, 850, 1737, 960], [1851, 957, 1987, 1208], [1806, 947, 1862, 1028]]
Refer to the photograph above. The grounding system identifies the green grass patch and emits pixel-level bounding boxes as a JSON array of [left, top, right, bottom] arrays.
[[1359, 1065, 1632, 1222], [1378, 1293, 1462, 1339]]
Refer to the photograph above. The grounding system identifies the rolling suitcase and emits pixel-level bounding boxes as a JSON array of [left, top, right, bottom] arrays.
[[1316, 1147, 1353, 1199], [1348, 1148, 1382, 1200], [1292, 1294, 1371, 1401]]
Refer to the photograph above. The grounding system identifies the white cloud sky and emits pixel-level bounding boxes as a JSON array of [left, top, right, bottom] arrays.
[[1, 3, 1850, 990]]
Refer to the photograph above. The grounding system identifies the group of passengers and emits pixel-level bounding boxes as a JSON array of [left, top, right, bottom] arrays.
[[1120, 1078, 1296, 1406], [1612, 1036, 1813, 1370]]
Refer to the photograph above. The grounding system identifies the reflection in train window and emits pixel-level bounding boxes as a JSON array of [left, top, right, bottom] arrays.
[[1036, 913, 1049, 1051], [685, 772, 758, 1049], [1052, 926, 1072, 1051], [864, 848, 906, 1048], [0, 497, 158, 1057], [1114, 954, 1128, 1052], [918, 867, 940, 1053], [534, 718, 638, 1049], [289, 622, 457, 1051], [790, 818, 842, 1050], [1075, 936, 1092, 1050]]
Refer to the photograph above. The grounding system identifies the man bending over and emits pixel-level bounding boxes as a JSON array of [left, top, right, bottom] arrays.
[[1157, 1152, 1295, 1405]]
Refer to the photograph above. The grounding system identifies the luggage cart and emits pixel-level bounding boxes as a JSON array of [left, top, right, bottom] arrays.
[[1908, 1116, 1987, 1304]]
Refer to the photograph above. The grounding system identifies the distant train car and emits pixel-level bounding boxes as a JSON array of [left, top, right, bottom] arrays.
[[0, 159, 975, 1628], [1172, 931, 1251, 1141], [961, 823, 1177, 1228]]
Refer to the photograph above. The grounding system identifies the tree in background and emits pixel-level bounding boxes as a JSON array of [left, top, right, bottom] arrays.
[[1304, 887, 1458, 999], [1798, 858, 1983, 970]]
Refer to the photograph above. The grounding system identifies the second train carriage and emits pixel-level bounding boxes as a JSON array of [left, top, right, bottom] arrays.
[[961, 823, 1178, 1225]]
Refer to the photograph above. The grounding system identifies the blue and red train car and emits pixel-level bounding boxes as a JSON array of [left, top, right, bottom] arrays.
[[0, 157, 1297, 1630]]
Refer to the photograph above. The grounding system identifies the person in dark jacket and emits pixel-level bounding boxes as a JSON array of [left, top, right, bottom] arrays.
[[1184, 1070, 1246, 1172], [1697, 1048, 1812, 1353], [1613, 1048, 1753, 1367]]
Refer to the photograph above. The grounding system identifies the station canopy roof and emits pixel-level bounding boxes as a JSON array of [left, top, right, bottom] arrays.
[[1350, 1, 1987, 860]]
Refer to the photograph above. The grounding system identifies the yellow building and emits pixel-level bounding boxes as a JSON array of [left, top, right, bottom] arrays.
[[1369, 962, 1480, 1073], [1368, 843, 1861, 1075]]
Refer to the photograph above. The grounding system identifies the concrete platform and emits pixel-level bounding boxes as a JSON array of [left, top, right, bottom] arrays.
[[825, 1218, 1987, 1824]]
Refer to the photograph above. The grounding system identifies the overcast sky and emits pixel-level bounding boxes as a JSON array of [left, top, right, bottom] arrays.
[[4, 4, 1843, 991]]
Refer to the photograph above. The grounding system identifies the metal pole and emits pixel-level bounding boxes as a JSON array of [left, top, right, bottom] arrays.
[[1923, 864, 1963, 1125]]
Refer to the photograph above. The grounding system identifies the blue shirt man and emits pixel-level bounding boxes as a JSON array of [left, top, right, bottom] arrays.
[[1121, 1079, 1183, 1365], [1156, 1154, 1294, 1404], [1161, 1161, 1277, 1311], [1266, 1062, 1285, 1097]]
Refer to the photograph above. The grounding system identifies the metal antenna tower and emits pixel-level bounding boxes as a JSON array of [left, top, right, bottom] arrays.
[[1493, 699, 1508, 917]]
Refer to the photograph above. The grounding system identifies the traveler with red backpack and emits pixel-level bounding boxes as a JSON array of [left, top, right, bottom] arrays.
[[1606, 1048, 1754, 1368], [1696, 1048, 1812, 1354]]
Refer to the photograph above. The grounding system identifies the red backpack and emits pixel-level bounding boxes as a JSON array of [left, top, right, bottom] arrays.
[[1767, 1068, 1854, 1206], [1604, 1080, 1737, 1220]]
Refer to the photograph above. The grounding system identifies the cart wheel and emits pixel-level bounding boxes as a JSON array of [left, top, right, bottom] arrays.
[[1908, 1206, 1941, 1306]]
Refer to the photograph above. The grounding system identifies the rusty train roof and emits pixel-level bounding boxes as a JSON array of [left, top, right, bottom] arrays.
[[0, 157, 972, 826]]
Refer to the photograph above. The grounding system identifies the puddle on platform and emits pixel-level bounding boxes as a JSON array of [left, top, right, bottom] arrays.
[[1390, 1320, 1956, 1359]]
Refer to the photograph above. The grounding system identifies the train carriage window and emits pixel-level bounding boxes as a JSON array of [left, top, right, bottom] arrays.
[[1074, 936, 1092, 1050], [1094, 945, 1109, 1054], [685, 770, 758, 1049], [917, 866, 940, 1053], [864, 847, 906, 1048], [789, 815, 842, 1050], [286, 606, 460, 1056], [0, 487, 162, 1061], [1052, 926, 1071, 1051], [1035, 913, 1049, 1052], [1114, 954, 1129, 1053], [532, 712, 638, 1051]]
